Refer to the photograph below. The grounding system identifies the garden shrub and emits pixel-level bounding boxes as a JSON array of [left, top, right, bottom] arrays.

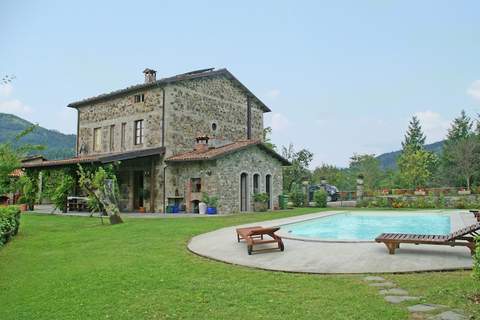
[[289, 184, 305, 207], [314, 189, 327, 207], [51, 175, 75, 213], [0, 206, 21, 247]]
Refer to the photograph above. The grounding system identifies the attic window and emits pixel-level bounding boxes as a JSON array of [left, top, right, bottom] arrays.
[[134, 94, 145, 103]]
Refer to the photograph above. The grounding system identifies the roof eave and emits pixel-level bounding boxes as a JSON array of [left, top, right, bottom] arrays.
[[66, 68, 271, 112]]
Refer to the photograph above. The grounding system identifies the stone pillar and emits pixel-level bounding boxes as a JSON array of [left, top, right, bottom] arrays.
[[302, 180, 309, 207], [356, 175, 364, 200]]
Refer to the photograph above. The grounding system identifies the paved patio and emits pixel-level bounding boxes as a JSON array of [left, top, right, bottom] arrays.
[[188, 210, 475, 274]]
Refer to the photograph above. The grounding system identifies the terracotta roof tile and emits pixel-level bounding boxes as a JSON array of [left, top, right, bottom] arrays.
[[166, 140, 290, 165]]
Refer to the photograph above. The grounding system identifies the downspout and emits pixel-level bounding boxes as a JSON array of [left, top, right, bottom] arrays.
[[161, 87, 167, 213], [247, 95, 252, 140], [76, 108, 80, 156], [163, 164, 168, 214], [161, 87, 165, 147]]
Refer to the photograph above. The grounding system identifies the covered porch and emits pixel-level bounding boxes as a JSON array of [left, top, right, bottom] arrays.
[[21, 147, 165, 214]]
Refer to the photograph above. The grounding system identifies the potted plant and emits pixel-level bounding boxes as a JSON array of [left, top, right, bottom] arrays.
[[253, 193, 269, 212], [202, 193, 218, 214], [414, 188, 426, 196], [18, 176, 36, 211], [17, 196, 28, 212], [458, 188, 471, 195]]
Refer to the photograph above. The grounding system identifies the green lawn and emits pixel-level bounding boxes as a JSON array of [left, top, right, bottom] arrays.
[[0, 209, 477, 319]]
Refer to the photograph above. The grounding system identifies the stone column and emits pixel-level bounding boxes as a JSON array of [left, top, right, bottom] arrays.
[[356, 175, 364, 201]]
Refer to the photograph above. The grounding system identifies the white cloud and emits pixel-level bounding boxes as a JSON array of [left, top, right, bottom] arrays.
[[0, 99, 33, 117], [265, 89, 280, 99], [467, 80, 480, 102], [414, 110, 450, 142], [267, 112, 290, 132], [0, 84, 13, 97]]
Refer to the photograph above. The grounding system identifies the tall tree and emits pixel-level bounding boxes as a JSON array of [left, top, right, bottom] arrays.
[[281, 143, 313, 192], [402, 116, 426, 152], [349, 154, 383, 191], [397, 149, 438, 189], [441, 110, 475, 186], [312, 164, 352, 190], [447, 136, 480, 189], [262, 127, 276, 150], [446, 110, 472, 142]]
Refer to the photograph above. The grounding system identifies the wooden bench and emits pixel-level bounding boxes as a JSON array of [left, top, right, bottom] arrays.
[[236, 226, 284, 255], [375, 222, 480, 255]]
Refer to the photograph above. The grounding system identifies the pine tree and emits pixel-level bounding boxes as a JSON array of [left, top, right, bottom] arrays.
[[441, 110, 476, 187], [446, 110, 472, 142], [402, 116, 426, 151]]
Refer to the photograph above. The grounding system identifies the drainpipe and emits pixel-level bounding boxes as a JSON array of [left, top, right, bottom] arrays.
[[161, 87, 165, 147], [163, 164, 168, 214], [246, 95, 252, 140], [161, 87, 167, 213], [75, 108, 80, 156]]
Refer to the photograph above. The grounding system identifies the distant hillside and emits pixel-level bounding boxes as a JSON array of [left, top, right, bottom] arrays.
[[376, 140, 444, 170], [0, 113, 76, 160]]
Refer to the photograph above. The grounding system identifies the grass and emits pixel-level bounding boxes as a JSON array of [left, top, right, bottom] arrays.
[[0, 208, 477, 319]]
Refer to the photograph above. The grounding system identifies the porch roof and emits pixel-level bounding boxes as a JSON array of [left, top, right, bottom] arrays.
[[165, 140, 290, 165], [21, 147, 165, 169]]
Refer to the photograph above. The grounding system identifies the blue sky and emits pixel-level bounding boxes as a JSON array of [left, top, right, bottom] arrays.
[[1, 1, 479, 167]]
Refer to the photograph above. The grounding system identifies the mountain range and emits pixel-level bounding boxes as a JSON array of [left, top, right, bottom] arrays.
[[0, 112, 445, 167], [375, 140, 444, 169], [0, 113, 76, 160]]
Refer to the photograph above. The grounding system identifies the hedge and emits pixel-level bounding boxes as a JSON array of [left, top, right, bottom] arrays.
[[0, 206, 21, 247]]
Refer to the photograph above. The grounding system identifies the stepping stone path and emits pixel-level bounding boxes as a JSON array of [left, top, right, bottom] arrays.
[[368, 281, 396, 287], [408, 304, 447, 313], [379, 288, 409, 296], [362, 276, 468, 319], [427, 310, 467, 320], [384, 295, 419, 304]]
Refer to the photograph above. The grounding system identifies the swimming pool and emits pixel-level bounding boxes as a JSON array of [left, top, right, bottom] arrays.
[[285, 212, 451, 241]]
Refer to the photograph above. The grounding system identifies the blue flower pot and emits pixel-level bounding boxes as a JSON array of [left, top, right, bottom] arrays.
[[206, 207, 217, 215]]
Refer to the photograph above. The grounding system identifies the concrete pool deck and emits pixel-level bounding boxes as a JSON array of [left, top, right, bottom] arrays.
[[188, 210, 475, 274]]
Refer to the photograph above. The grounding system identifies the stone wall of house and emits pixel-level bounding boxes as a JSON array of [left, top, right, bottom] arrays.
[[167, 146, 283, 214], [163, 74, 264, 157], [76, 87, 164, 156]]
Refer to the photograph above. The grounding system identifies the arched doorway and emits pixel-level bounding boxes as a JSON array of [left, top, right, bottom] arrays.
[[266, 174, 272, 210], [240, 173, 248, 212]]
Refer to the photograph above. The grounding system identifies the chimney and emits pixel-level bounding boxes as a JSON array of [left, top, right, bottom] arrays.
[[143, 68, 157, 84], [194, 135, 210, 152]]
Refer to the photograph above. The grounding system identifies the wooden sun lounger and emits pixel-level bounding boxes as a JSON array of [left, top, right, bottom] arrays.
[[470, 210, 480, 222], [375, 222, 480, 255], [236, 226, 284, 255]]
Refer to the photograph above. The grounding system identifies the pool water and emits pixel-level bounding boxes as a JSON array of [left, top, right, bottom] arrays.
[[286, 212, 451, 241]]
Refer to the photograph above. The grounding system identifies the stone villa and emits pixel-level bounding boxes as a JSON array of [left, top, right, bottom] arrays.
[[23, 68, 289, 214]]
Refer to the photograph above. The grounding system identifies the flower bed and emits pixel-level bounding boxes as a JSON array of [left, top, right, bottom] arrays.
[[0, 206, 21, 247]]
